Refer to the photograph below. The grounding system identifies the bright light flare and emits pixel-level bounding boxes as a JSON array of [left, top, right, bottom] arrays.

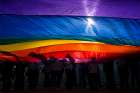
[[87, 17, 95, 26], [85, 17, 97, 36]]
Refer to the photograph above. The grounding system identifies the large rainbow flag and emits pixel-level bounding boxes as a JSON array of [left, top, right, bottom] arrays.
[[0, 0, 140, 62]]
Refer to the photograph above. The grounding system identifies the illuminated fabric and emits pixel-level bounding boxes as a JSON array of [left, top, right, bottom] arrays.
[[0, 15, 140, 61], [0, 40, 102, 51], [0, 42, 139, 62], [0, 15, 140, 46]]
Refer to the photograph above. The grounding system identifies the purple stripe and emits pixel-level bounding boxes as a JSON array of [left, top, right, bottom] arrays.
[[0, 0, 140, 19]]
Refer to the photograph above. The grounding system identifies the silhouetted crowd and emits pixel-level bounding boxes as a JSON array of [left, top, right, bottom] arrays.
[[0, 52, 140, 92]]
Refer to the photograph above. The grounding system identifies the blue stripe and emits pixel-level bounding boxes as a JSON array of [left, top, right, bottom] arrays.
[[0, 15, 140, 45]]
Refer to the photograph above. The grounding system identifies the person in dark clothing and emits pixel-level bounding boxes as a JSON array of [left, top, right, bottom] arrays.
[[46, 56, 57, 87], [0, 51, 27, 91], [65, 54, 76, 90], [79, 62, 88, 88], [26, 62, 39, 90], [28, 52, 50, 88], [67, 54, 77, 87], [0, 51, 18, 92], [42, 59, 51, 88], [1, 59, 14, 92], [87, 57, 98, 91], [128, 55, 140, 89], [103, 60, 114, 89], [117, 58, 129, 89], [0, 59, 3, 82], [14, 60, 27, 91], [56, 59, 65, 88], [130, 61, 140, 89], [65, 61, 74, 90], [50, 59, 64, 88]]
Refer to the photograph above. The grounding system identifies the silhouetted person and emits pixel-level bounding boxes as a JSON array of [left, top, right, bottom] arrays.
[[1, 59, 14, 92], [0, 51, 27, 91], [117, 58, 129, 89], [42, 58, 51, 87], [28, 52, 50, 88], [128, 56, 140, 89], [87, 58, 98, 91], [14, 60, 27, 91], [47, 56, 57, 87], [0, 59, 3, 82], [65, 54, 76, 90], [79, 62, 88, 88], [103, 60, 114, 89], [26, 62, 39, 90], [50, 59, 64, 88]]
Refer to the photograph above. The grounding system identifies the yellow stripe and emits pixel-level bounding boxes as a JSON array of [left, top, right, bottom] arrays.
[[0, 39, 103, 51]]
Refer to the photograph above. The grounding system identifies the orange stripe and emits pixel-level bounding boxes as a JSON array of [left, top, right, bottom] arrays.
[[12, 43, 140, 56]]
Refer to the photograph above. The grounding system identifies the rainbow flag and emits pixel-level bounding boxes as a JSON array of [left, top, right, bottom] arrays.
[[0, 0, 140, 62]]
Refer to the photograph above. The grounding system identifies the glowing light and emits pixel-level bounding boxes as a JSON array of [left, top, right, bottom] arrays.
[[82, 0, 100, 36], [83, 0, 100, 16], [85, 17, 97, 36], [87, 17, 95, 26]]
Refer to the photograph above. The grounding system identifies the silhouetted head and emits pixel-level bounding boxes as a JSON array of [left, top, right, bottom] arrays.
[[66, 54, 71, 58], [49, 56, 55, 59], [89, 57, 96, 64], [28, 52, 36, 56], [91, 57, 96, 61]]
